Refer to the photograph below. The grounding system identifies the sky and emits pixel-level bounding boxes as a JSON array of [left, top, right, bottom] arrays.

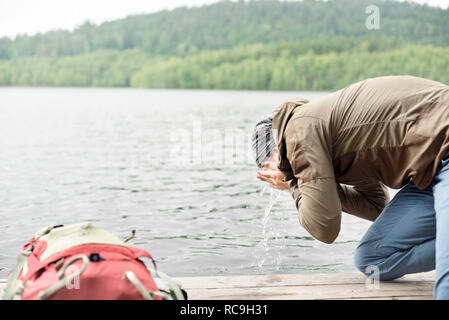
[[0, 0, 448, 39]]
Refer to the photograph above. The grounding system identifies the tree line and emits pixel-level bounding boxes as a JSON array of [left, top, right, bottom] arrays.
[[1, 41, 448, 91]]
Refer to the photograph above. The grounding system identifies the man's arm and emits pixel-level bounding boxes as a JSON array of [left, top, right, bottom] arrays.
[[289, 178, 342, 244], [285, 118, 342, 244], [290, 180, 390, 224], [337, 182, 390, 222]]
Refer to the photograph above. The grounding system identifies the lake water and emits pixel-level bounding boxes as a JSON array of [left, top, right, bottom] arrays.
[[0, 88, 398, 279]]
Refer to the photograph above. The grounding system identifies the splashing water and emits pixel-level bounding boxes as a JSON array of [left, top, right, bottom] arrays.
[[251, 184, 288, 272]]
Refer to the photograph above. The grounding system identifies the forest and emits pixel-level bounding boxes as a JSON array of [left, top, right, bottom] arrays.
[[0, 0, 448, 90]]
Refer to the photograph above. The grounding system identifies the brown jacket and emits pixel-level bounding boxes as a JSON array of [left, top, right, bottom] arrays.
[[272, 75, 449, 243]]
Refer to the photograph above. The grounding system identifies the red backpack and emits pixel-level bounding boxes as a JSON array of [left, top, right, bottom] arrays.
[[1, 223, 186, 300]]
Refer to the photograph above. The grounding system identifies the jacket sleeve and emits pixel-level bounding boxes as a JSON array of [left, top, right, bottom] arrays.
[[336, 182, 390, 221], [285, 117, 342, 244]]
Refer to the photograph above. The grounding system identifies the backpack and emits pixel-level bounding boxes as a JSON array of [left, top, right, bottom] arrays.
[[1, 222, 187, 300]]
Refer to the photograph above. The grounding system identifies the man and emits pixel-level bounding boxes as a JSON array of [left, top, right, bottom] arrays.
[[252, 75, 449, 299]]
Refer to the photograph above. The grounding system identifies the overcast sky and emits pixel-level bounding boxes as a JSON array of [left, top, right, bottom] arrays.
[[0, 0, 448, 39]]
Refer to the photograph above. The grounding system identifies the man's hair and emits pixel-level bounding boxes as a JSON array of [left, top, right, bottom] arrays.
[[251, 114, 276, 168]]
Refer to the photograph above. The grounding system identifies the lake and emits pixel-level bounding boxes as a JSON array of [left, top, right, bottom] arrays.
[[0, 87, 398, 279]]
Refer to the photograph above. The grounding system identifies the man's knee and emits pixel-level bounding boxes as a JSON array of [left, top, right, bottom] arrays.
[[354, 243, 399, 281], [354, 244, 374, 275]]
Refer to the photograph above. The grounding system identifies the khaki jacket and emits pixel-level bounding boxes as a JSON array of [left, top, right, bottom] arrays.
[[272, 76, 449, 243]]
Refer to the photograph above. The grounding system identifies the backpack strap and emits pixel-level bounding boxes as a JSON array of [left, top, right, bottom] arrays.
[[38, 254, 89, 300], [149, 268, 186, 300], [123, 271, 171, 300], [129, 246, 158, 272], [127, 246, 186, 300], [1, 246, 33, 300], [1, 226, 57, 300]]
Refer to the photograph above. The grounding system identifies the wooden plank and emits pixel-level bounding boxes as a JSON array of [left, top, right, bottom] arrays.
[[0, 272, 435, 300], [175, 272, 435, 300], [183, 281, 434, 300], [344, 296, 433, 300], [174, 271, 435, 289]]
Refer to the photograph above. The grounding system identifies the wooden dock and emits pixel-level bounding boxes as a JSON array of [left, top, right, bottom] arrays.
[[0, 271, 435, 300]]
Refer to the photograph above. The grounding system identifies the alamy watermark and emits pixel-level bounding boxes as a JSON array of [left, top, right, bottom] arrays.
[[64, 265, 81, 290], [365, 5, 380, 30], [169, 120, 256, 167], [365, 265, 380, 290]]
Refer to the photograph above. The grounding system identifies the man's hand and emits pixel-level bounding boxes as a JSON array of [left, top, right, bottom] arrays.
[[257, 166, 291, 190], [256, 148, 291, 190]]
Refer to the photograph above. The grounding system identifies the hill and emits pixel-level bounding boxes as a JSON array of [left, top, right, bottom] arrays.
[[0, 0, 448, 90]]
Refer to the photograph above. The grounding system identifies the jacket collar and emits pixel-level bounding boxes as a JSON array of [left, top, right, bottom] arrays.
[[272, 97, 309, 180]]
